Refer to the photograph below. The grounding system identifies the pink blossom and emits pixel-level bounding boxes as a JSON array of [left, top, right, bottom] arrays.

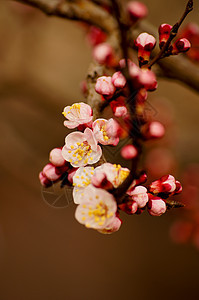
[[92, 43, 113, 65], [86, 26, 106, 46], [98, 216, 122, 234], [127, 1, 148, 21], [127, 186, 149, 208], [39, 172, 52, 188], [75, 185, 117, 230], [42, 163, 62, 181], [135, 32, 156, 64], [95, 76, 116, 96], [119, 59, 141, 79], [62, 128, 102, 167], [159, 24, 172, 48], [92, 118, 119, 146], [138, 69, 157, 91], [135, 32, 156, 49], [149, 175, 177, 194], [49, 148, 66, 167], [121, 144, 138, 159], [119, 201, 138, 215], [62, 102, 93, 129], [72, 166, 94, 204], [147, 121, 165, 139], [111, 71, 126, 89], [147, 196, 167, 216], [94, 163, 130, 188], [110, 98, 128, 118], [173, 38, 191, 54]]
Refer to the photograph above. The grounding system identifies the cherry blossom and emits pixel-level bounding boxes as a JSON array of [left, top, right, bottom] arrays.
[[75, 185, 117, 230], [147, 195, 167, 216], [72, 166, 94, 204], [127, 1, 148, 21], [92, 118, 120, 146], [49, 148, 66, 167], [111, 71, 126, 89], [62, 128, 102, 167], [92, 43, 113, 65], [95, 76, 116, 96], [127, 186, 149, 208], [62, 102, 93, 129], [94, 163, 130, 188]]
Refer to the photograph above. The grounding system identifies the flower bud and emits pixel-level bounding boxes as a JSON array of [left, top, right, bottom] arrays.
[[159, 23, 172, 49], [42, 163, 61, 182], [119, 201, 138, 215], [49, 148, 66, 167], [92, 43, 113, 65], [147, 196, 166, 216], [172, 38, 191, 55], [127, 1, 148, 22], [147, 121, 165, 139], [149, 175, 176, 194], [111, 71, 126, 89], [121, 144, 138, 160], [135, 32, 156, 65], [138, 69, 157, 91], [87, 26, 106, 46], [127, 186, 148, 208], [95, 76, 116, 96], [39, 172, 52, 188]]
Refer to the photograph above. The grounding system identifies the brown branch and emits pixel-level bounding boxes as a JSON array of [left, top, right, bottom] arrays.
[[13, 0, 117, 33], [147, 0, 193, 68], [132, 20, 199, 93]]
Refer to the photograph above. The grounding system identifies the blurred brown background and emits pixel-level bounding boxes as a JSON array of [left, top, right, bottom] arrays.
[[0, 0, 199, 299]]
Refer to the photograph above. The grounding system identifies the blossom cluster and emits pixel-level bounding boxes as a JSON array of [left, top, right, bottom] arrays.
[[38, 1, 188, 234]]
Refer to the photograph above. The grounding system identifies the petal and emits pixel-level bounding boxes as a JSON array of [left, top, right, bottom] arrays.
[[65, 131, 85, 149]]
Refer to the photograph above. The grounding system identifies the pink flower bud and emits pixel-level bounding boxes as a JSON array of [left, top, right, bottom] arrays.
[[127, 1, 148, 21], [159, 24, 172, 49], [121, 144, 138, 159], [42, 163, 61, 182], [148, 121, 165, 139], [92, 43, 113, 65], [127, 186, 148, 208], [49, 148, 66, 167], [111, 71, 126, 89], [138, 69, 157, 91], [110, 98, 128, 118], [39, 172, 52, 188], [86, 26, 106, 47], [95, 76, 116, 96], [149, 175, 176, 194], [172, 38, 191, 54], [174, 181, 182, 194], [119, 201, 138, 215], [135, 33, 156, 64], [147, 196, 166, 216]]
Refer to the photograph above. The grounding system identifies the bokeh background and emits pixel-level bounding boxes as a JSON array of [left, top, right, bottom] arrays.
[[0, 0, 199, 299]]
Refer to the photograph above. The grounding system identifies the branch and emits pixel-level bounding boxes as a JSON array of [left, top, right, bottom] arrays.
[[13, 0, 117, 33], [147, 0, 193, 68], [132, 20, 199, 93]]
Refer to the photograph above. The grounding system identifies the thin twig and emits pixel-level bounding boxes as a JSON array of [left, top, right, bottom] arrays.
[[147, 0, 193, 68]]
